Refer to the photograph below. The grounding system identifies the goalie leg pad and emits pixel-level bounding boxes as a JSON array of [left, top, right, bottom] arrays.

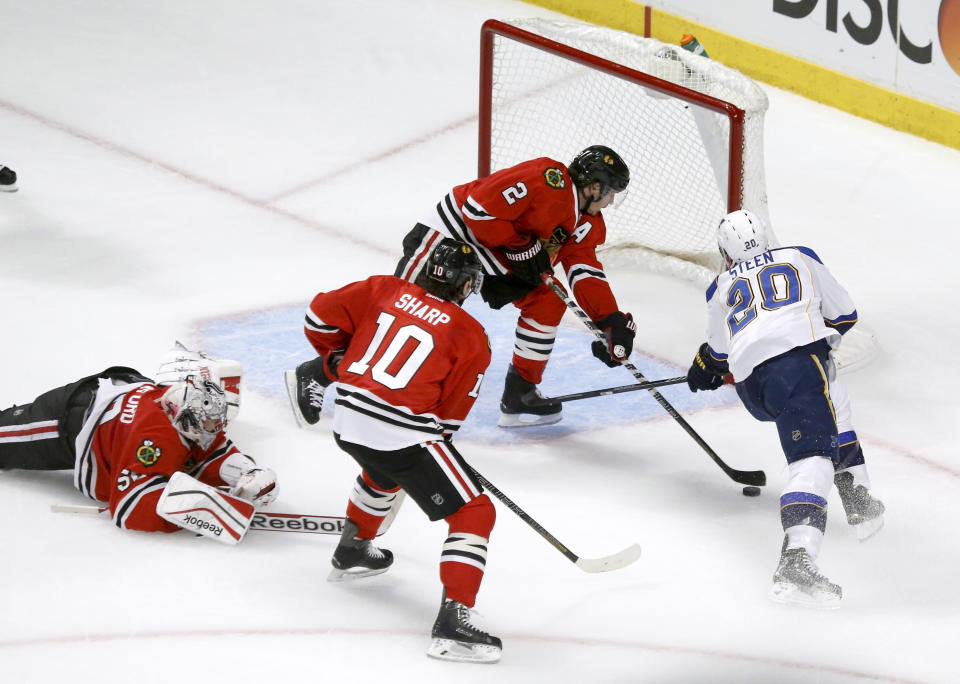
[[157, 471, 255, 544]]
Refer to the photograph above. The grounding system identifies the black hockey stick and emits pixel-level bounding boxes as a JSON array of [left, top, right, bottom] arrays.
[[530, 376, 688, 405], [542, 274, 766, 487], [467, 466, 641, 573]]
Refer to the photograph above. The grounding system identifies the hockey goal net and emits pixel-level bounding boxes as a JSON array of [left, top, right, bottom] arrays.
[[479, 18, 774, 285], [479, 18, 877, 373]]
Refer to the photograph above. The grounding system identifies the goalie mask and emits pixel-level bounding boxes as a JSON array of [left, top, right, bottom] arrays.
[[717, 209, 769, 268], [160, 376, 228, 449]]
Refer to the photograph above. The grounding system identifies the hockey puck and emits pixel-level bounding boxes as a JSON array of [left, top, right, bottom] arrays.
[[742, 486, 761, 497]]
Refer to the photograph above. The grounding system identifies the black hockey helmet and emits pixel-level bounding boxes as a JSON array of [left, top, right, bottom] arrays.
[[568, 145, 630, 195], [419, 238, 483, 302]]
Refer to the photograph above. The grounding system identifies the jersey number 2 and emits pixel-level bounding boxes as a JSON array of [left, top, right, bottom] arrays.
[[501, 182, 528, 205]]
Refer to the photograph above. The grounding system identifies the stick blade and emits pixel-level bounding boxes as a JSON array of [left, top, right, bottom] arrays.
[[574, 543, 642, 573], [729, 469, 766, 486]]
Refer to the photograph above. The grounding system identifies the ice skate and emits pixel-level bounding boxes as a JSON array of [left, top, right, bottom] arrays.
[[770, 539, 841, 609], [497, 364, 561, 428], [835, 471, 885, 541], [327, 520, 393, 581], [283, 358, 329, 428], [0, 166, 17, 192], [426, 598, 502, 664]]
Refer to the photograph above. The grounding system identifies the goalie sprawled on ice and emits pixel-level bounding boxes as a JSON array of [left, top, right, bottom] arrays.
[[0, 345, 277, 544]]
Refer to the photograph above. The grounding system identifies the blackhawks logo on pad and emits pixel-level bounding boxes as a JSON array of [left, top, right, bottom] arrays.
[[136, 439, 162, 467], [543, 167, 565, 189]]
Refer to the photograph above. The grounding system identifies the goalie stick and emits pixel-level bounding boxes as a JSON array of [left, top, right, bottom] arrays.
[[467, 465, 641, 573], [542, 273, 766, 488], [530, 376, 688, 405], [50, 495, 405, 538]]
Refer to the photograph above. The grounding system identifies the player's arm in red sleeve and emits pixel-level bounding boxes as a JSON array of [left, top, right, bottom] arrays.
[[303, 278, 381, 355], [437, 326, 493, 437], [559, 213, 619, 321], [188, 433, 278, 506], [560, 212, 638, 367], [188, 433, 247, 488]]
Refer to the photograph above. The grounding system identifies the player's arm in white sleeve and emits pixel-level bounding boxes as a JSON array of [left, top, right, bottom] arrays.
[[704, 278, 731, 361], [802, 248, 858, 335], [687, 279, 731, 392]]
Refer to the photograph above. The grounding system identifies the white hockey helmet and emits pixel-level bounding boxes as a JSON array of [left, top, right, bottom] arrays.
[[717, 209, 769, 268], [160, 376, 228, 449]]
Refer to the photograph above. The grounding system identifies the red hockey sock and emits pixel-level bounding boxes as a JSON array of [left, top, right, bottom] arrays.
[[346, 471, 401, 539], [440, 494, 496, 607]]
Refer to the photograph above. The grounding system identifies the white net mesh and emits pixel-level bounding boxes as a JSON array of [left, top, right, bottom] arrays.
[[485, 18, 775, 286]]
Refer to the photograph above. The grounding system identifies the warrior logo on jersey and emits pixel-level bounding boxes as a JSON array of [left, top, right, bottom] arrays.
[[543, 167, 565, 189], [136, 439, 162, 466]]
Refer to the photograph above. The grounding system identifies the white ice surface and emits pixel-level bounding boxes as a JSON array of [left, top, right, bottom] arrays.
[[1, 2, 958, 683]]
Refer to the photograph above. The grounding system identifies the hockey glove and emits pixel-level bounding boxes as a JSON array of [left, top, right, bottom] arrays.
[[504, 236, 552, 286], [230, 467, 279, 507], [480, 274, 537, 309], [686, 342, 729, 392], [591, 312, 637, 367]]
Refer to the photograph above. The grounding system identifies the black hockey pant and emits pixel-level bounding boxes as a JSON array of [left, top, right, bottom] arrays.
[[0, 366, 148, 470]]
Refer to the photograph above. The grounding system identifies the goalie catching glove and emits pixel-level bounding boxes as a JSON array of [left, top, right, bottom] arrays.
[[687, 342, 729, 392], [504, 235, 552, 286], [591, 312, 637, 367]]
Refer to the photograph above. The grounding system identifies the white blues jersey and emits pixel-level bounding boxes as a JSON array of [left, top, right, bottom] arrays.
[[705, 246, 857, 381]]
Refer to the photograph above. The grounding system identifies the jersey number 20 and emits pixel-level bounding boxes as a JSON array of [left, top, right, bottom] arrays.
[[726, 264, 801, 336]]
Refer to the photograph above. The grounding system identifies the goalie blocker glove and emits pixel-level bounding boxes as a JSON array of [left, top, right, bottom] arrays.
[[591, 311, 637, 367], [504, 235, 552, 286], [687, 342, 729, 392], [157, 472, 256, 545]]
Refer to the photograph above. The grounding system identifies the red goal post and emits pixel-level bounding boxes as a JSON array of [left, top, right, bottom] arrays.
[[477, 18, 877, 373], [478, 18, 773, 283]]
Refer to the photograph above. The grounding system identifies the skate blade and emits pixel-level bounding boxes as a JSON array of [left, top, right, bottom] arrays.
[[283, 370, 314, 429], [769, 582, 841, 610], [426, 637, 501, 664], [326, 566, 390, 582], [852, 515, 884, 542], [497, 411, 562, 428]]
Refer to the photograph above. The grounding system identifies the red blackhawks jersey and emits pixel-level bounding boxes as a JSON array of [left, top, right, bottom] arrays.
[[442, 157, 618, 321], [73, 382, 246, 532], [304, 275, 491, 451]]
